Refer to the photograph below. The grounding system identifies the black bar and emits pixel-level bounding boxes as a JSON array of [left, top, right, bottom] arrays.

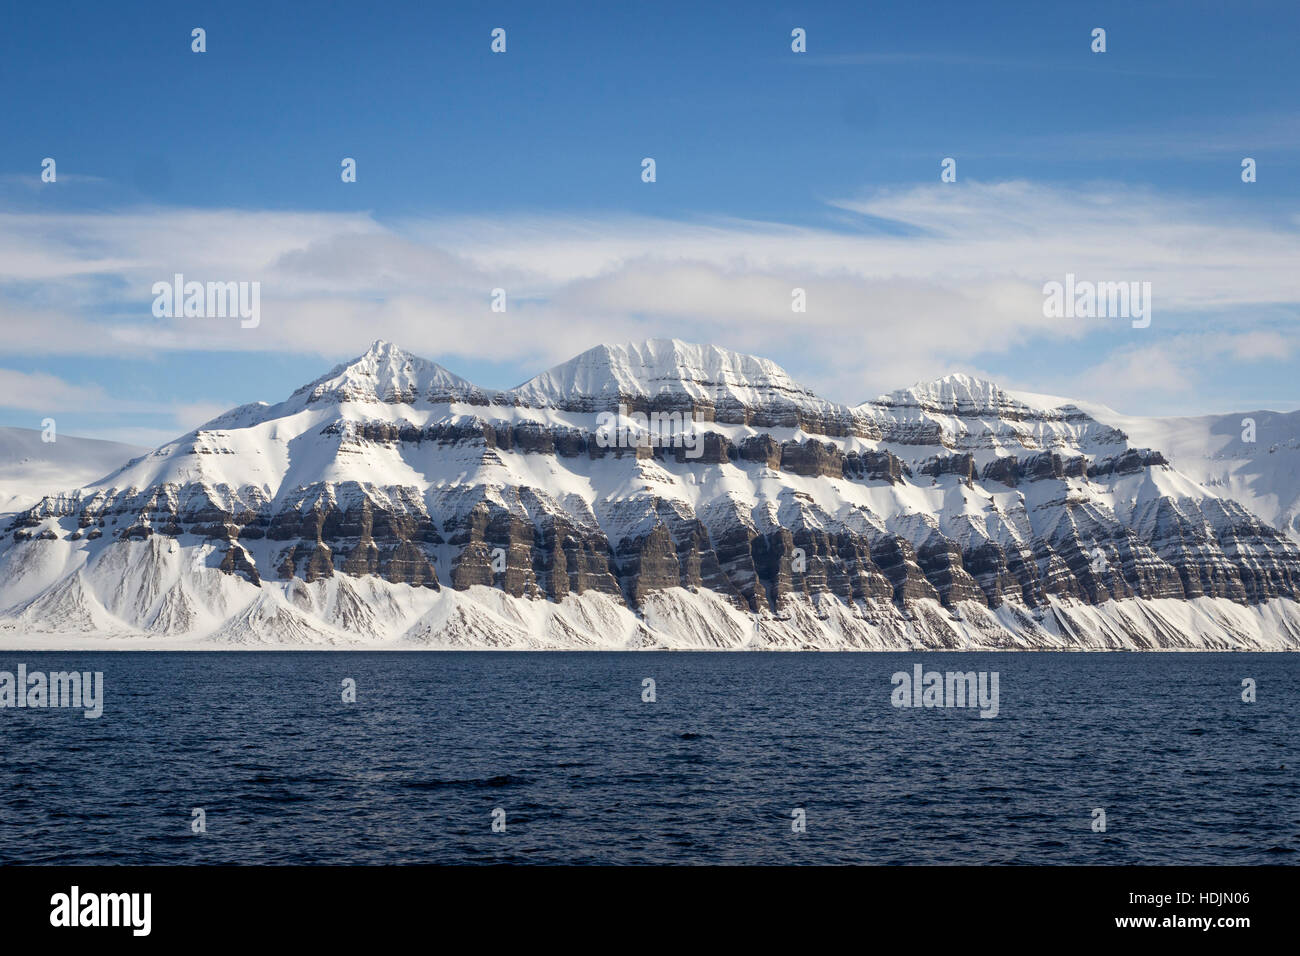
[[0, 865, 1283, 943]]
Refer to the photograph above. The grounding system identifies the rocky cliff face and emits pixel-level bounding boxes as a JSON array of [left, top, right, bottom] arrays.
[[3, 340, 1299, 649]]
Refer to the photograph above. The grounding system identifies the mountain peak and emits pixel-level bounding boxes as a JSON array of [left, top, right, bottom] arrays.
[[929, 371, 1000, 391], [873, 372, 1026, 415], [510, 338, 821, 408], [360, 338, 402, 359], [297, 342, 485, 406]]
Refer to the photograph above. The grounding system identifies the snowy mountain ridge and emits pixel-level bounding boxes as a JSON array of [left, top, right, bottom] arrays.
[[2, 339, 1298, 649]]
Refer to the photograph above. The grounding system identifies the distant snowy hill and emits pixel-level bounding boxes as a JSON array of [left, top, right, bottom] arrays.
[[1008, 390, 1300, 545], [1, 340, 1298, 649], [0, 427, 148, 515]]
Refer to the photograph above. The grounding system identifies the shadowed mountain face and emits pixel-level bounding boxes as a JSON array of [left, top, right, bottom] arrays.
[[3, 339, 1299, 649]]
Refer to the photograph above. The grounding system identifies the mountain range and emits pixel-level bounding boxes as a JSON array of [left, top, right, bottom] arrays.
[[2, 339, 1298, 649]]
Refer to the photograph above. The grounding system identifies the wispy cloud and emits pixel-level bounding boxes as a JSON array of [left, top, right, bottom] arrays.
[[0, 369, 230, 443], [0, 181, 1296, 412], [0, 369, 143, 414]]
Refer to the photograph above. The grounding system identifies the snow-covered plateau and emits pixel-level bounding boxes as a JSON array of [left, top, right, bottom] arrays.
[[3, 339, 1298, 649]]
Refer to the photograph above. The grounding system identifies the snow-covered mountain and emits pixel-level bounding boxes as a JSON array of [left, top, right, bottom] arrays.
[[510, 340, 869, 435], [2, 339, 1298, 649], [1014, 392, 1300, 547]]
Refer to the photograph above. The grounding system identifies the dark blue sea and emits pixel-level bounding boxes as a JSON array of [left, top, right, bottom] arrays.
[[0, 652, 1294, 865]]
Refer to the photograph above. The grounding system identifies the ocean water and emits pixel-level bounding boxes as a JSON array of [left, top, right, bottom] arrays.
[[0, 652, 1294, 865]]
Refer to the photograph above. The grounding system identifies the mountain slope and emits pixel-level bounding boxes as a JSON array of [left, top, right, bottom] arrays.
[[0, 427, 149, 515], [1013, 392, 1300, 546], [2, 340, 1298, 649]]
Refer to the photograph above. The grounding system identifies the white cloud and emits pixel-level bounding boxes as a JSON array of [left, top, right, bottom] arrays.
[[0, 369, 145, 414], [0, 369, 231, 442], [0, 181, 1296, 410]]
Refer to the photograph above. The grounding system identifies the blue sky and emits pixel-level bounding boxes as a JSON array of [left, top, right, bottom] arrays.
[[2, 0, 1298, 445]]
